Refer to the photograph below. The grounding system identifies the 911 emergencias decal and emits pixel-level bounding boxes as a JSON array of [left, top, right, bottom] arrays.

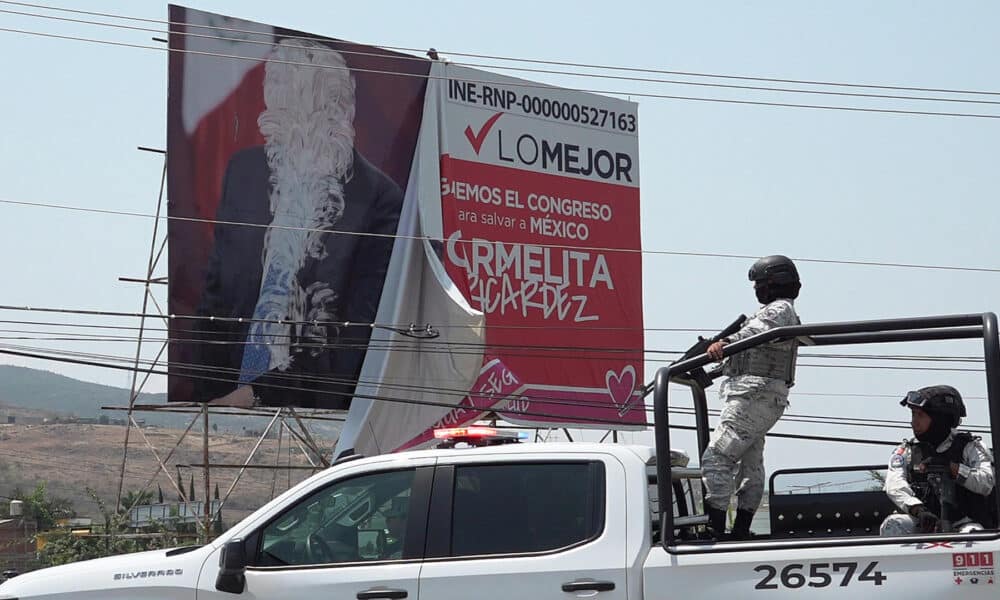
[[952, 552, 995, 586]]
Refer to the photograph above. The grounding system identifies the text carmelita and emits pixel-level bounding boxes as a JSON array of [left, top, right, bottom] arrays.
[[446, 231, 612, 322]]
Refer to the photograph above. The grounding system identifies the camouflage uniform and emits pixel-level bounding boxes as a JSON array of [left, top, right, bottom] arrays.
[[880, 431, 994, 536], [701, 298, 799, 512]]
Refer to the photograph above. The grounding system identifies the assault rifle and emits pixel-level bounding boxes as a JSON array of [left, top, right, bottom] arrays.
[[922, 458, 957, 532], [677, 314, 747, 388]]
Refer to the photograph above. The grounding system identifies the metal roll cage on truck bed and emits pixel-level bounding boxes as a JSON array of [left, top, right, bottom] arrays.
[[653, 312, 1000, 553]]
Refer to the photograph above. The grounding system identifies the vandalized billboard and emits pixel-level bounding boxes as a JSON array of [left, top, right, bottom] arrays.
[[166, 6, 643, 452]]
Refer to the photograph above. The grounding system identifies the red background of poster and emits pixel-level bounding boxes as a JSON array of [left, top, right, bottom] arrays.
[[440, 155, 644, 425]]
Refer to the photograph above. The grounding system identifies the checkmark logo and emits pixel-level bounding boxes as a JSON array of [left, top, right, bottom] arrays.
[[464, 111, 504, 155]]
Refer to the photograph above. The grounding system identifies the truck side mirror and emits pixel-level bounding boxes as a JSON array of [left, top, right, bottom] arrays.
[[215, 539, 247, 594]]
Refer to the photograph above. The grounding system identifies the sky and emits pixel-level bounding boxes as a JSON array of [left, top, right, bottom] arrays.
[[1, 0, 999, 480]]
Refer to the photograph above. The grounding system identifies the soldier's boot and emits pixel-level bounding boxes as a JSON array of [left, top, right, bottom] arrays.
[[730, 509, 755, 541], [706, 505, 728, 540]]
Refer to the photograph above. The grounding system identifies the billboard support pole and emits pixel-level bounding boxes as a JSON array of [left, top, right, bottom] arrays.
[[118, 412, 201, 522], [270, 420, 284, 500], [279, 417, 322, 467], [286, 408, 330, 467], [211, 408, 283, 523], [203, 402, 211, 542], [116, 155, 168, 524], [128, 414, 207, 536]]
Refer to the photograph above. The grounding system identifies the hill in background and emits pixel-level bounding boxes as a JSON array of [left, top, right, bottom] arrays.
[[0, 365, 340, 522], [0, 364, 341, 436], [0, 363, 165, 415]]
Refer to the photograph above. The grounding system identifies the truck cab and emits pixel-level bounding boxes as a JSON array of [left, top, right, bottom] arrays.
[[0, 436, 652, 600]]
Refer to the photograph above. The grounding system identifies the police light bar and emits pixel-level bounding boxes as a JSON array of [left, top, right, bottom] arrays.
[[433, 426, 499, 439], [432, 426, 527, 447]]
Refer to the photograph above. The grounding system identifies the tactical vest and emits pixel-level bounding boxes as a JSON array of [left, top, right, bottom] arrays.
[[723, 312, 800, 385], [906, 432, 996, 528]]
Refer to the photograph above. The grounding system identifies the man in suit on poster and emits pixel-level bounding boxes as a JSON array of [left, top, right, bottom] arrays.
[[193, 38, 403, 409]]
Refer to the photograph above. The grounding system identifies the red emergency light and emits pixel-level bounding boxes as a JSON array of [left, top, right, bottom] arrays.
[[433, 426, 498, 439], [432, 426, 524, 448]]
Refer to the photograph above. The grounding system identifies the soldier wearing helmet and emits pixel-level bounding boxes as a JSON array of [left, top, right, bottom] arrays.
[[880, 385, 995, 536], [701, 255, 802, 540]]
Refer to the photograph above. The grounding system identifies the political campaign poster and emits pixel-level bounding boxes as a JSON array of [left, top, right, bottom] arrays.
[[166, 7, 643, 451], [166, 5, 431, 409], [341, 64, 643, 454]]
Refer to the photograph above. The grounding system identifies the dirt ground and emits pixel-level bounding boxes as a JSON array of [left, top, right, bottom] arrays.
[[0, 422, 333, 526]]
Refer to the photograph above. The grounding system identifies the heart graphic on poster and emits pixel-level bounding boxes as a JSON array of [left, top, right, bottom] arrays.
[[605, 366, 636, 407]]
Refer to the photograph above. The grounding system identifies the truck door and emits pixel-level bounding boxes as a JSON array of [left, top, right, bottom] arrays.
[[419, 455, 628, 600], [200, 461, 434, 600]]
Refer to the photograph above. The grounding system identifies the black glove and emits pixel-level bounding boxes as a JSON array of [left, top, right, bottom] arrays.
[[916, 509, 940, 533]]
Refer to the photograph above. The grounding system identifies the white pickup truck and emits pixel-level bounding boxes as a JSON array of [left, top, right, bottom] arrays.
[[1, 313, 998, 599]]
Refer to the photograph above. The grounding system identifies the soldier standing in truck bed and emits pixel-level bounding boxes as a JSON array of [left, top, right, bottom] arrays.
[[702, 255, 802, 540]]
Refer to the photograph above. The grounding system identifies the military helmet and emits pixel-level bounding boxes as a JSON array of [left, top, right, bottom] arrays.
[[900, 385, 966, 425], [748, 255, 800, 286]]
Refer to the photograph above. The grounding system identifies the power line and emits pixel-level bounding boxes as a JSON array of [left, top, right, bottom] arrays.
[[5, 328, 992, 428], [0, 339, 628, 405], [0, 315, 991, 377], [0, 346, 905, 449], [4, 198, 1000, 274], [0, 339, 976, 402], [799, 352, 984, 364], [0, 311, 994, 410], [0, 327, 990, 368], [4, 0, 999, 99], [0, 342, 888, 432], [2, 310, 993, 426], [0, 345, 653, 428], [0, 314, 704, 335], [801, 362, 983, 373], [1, 341, 994, 436], [4, 7, 1000, 109], [0, 301, 688, 336], [663, 421, 900, 447], [0, 318, 994, 369], [0, 333, 970, 439], [0, 299, 446, 335], [0, 323, 671, 357], [2, 26, 1000, 121], [668, 405, 991, 435], [2, 340, 667, 420]]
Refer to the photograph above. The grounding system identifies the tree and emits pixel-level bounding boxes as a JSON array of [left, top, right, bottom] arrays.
[[213, 483, 224, 535], [868, 469, 886, 491], [120, 489, 154, 513], [11, 484, 74, 530], [37, 489, 183, 568]]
